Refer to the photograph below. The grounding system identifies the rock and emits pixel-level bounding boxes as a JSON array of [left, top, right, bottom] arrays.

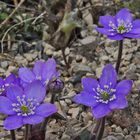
[[82, 9, 93, 26], [72, 64, 92, 74], [101, 55, 109, 61], [68, 107, 80, 118], [79, 36, 96, 46], [95, 66, 103, 78], [125, 135, 134, 140], [115, 126, 122, 133], [106, 135, 118, 140], [0, 61, 8, 69]]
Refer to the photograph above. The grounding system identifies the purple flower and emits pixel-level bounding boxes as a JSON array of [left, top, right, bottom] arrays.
[[96, 8, 140, 40], [19, 58, 59, 87], [0, 81, 57, 130], [0, 74, 20, 95], [74, 64, 133, 119]]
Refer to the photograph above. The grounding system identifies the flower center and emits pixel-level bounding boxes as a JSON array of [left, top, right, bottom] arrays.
[[21, 105, 29, 113], [12, 95, 39, 116], [117, 25, 126, 33], [100, 91, 110, 101], [109, 19, 132, 34], [93, 84, 116, 104]]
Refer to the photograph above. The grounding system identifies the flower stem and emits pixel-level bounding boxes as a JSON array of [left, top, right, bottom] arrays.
[[41, 92, 56, 130], [61, 48, 70, 70], [115, 40, 123, 73], [91, 117, 105, 140], [24, 124, 30, 140], [91, 40, 124, 140], [10, 130, 16, 140]]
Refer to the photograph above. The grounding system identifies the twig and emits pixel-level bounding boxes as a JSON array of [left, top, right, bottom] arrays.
[[0, 0, 25, 29]]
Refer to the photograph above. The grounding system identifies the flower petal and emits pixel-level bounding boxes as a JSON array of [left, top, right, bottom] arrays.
[[6, 85, 23, 102], [109, 95, 128, 109], [19, 67, 35, 83], [123, 33, 140, 39], [0, 78, 4, 87], [129, 28, 140, 34], [91, 104, 111, 119], [5, 74, 20, 86], [23, 115, 44, 125], [132, 19, 140, 28], [116, 80, 133, 96], [36, 103, 57, 117], [99, 15, 116, 28], [82, 77, 98, 94], [33, 61, 44, 78], [99, 64, 117, 88], [108, 34, 124, 40], [4, 115, 23, 130], [96, 27, 116, 36], [115, 8, 132, 23], [0, 96, 15, 115], [42, 58, 57, 82], [73, 91, 98, 107], [24, 81, 46, 103]]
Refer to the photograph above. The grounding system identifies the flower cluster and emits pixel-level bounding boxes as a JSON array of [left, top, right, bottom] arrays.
[[74, 64, 133, 119], [96, 8, 140, 40], [0, 58, 58, 130]]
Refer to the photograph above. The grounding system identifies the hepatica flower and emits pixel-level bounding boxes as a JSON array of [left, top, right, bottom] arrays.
[[0, 81, 57, 130], [0, 74, 20, 95], [96, 8, 140, 40], [19, 58, 59, 87], [74, 64, 133, 119]]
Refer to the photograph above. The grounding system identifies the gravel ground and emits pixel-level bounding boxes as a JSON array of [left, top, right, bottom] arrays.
[[0, 0, 140, 140]]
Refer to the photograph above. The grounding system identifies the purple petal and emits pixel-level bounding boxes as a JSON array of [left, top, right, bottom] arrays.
[[36, 103, 57, 117], [23, 115, 44, 125], [4, 115, 23, 130], [33, 61, 44, 79], [19, 67, 35, 83], [116, 80, 133, 96], [99, 64, 117, 88], [123, 33, 140, 39], [5, 74, 19, 85], [42, 58, 57, 83], [0, 78, 4, 87], [99, 15, 115, 28], [73, 91, 98, 107], [109, 95, 128, 109], [0, 96, 15, 115], [91, 104, 111, 119], [6, 85, 23, 102], [115, 8, 132, 23], [132, 19, 140, 28], [108, 34, 124, 40], [82, 78, 98, 94], [96, 27, 115, 36], [24, 81, 46, 103], [129, 28, 140, 34]]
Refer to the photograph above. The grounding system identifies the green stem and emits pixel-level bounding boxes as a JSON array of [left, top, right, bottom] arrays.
[[10, 130, 16, 140]]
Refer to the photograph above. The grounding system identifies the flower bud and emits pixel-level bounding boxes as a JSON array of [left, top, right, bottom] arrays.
[[49, 78, 64, 93]]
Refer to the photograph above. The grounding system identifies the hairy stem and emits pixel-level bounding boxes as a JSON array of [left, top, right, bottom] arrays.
[[10, 130, 16, 140], [61, 48, 70, 70], [24, 125, 30, 140], [41, 92, 56, 130], [115, 40, 123, 73]]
